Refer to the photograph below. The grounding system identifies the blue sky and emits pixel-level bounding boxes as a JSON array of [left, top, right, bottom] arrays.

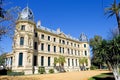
[[0, 0, 118, 54]]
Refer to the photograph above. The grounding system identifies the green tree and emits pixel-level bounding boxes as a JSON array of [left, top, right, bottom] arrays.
[[92, 35, 120, 80], [105, 35, 120, 80], [53, 57, 58, 67], [0, 53, 6, 66], [79, 57, 88, 70], [105, 0, 120, 34], [90, 35, 104, 69], [58, 55, 66, 72], [58, 55, 66, 67]]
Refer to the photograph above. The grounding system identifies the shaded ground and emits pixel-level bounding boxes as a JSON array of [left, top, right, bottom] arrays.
[[0, 70, 110, 80], [91, 73, 114, 80]]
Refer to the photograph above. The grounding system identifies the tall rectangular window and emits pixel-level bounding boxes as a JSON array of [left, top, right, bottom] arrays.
[[41, 43, 44, 51], [84, 44, 86, 48], [34, 56, 37, 66], [68, 48, 70, 54], [41, 34, 44, 39], [59, 39, 61, 43], [71, 49, 73, 55], [75, 50, 76, 55], [34, 42, 38, 50], [72, 59, 74, 66], [11, 57, 12, 65], [18, 53, 23, 66], [78, 51, 80, 55], [20, 37, 24, 45], [48, 57, 50, 66], [41, 56, 44, 66], [48, 45, 50, 52], [60, 47, 62, 53], [48, 36, 50, 41], [54, 46, 56, 53], [71, 43, 73, 46], [53, 38, 56, 42], [67, 41, 69, 45], [68, 58, 70, 66], [35, 32, 38, 37], [21, 25, 25, 30], [85, 51, 87, 56], [74, 44, 76, 47], [63, 48, 64, 53], [76, 59, 77, 66]]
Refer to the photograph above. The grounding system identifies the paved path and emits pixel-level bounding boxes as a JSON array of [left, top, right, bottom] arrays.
[[0, 70, 110, 80]]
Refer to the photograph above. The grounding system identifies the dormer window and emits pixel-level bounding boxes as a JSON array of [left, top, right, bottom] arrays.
[[21, 25, 25, 30]]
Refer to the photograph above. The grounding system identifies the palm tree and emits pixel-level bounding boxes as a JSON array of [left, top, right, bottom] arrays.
[[53, 57, 58, 67], [105, 0, 120, 34], [58, 55, 66, 72], [79, 57, 88, 71], [58, 55, 66, 67]]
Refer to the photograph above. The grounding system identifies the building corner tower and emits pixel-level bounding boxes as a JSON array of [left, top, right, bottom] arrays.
[[12, 7, 36, 74]]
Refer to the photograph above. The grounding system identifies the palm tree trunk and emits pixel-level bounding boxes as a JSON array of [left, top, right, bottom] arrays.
[[115, 11, 120, 34]]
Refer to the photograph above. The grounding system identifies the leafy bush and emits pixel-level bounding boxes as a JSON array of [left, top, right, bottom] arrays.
[[90, 65, 98, 70], [49, 69, 54, 73], [38, 67, 45, 74], [7, 72, 24, 76]]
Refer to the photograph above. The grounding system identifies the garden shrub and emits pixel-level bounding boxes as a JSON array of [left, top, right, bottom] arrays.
[[90, 65, 98, 70], [49, 69, 54, 73], [7, 71, 24, 76], [38, 67, 45, 74]]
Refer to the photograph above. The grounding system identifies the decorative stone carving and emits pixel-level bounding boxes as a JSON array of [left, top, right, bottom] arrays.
[[27, 54, 31, 63]]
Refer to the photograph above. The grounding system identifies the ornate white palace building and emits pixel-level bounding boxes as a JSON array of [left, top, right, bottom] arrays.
[[6, 7, 91, 74]]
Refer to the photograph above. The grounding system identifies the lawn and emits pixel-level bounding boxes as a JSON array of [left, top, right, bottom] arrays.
[[89, 72, 115, 80]]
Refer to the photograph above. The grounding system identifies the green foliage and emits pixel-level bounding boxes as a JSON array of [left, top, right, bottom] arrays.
[[58, 55, 66, 66], [90, 35, 105, 68], [79, 57, 88, 65], [38, 67, 45, 74], [91, 34, 120, 73], [88, 73, 113, 80], [54, 57, 58, 66], [105, 0, 120, 35], [0, 53, 6, 66], [90, 65, 98, 70], [49, 69, 54, 73], [7, 71, 24, 76]]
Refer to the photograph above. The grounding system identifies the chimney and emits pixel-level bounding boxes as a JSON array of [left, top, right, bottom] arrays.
[[57, 28, 61, 34], [37, 20, 41, 28]]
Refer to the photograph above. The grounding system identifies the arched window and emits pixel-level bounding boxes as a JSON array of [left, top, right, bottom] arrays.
[[18, 53, 23, 66], [20, 37, 24, 45]]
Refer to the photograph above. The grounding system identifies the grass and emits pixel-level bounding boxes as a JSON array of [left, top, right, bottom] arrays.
[[89, 73, 115, 80]]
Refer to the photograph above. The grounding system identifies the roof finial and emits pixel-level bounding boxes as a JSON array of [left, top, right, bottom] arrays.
[[26, 0, 29, 20], [27, 0, 29, 8]]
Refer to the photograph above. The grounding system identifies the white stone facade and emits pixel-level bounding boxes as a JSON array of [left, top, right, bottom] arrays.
[[6, 7, 91, 74]]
